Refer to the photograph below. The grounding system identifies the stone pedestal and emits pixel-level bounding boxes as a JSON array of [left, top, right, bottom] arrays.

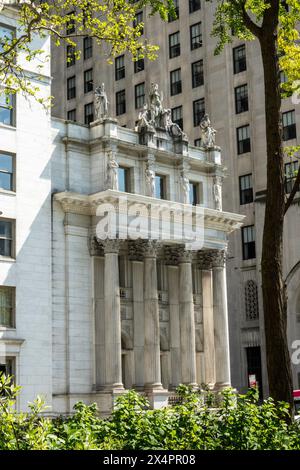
[[103, 239, 124, 391], [178, 249, 197, 387], [212, 250, 231, 390], [143, 241, 163, 390]]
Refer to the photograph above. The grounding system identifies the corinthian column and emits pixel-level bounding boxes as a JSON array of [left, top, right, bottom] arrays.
[[142, 241, 163, 390], [212, 249, 231, 389], [178, 248, 197, 387], [102, 239, 123, 390]]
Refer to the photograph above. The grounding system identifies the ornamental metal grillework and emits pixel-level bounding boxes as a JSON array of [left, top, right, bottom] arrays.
[[245, 280, 259, 321]]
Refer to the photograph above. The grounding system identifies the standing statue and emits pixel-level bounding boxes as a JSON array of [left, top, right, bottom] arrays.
[[213, 176, 223, 211], [95, 83, 109, 120], [200, 114, 217, 148], [181, 172, 190, 204], [145, 166, 156, 197], [106, 151, 119, 190], [148, 83, 163, 125]]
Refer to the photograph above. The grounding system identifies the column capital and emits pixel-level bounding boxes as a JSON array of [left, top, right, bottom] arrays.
[[128, 240, 145, 262], [88, 236, 104, 257], [164, 246, 180, 266], [100, 238, 122, 254], [177, 247, 193, 264], [141, 240, 160, 258], [198, 249, 227, 269], [211, 249, 227, 268]]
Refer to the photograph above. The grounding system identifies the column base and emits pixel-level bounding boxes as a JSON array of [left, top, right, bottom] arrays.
[[144, 389, 170, 409], [98, 383, 125, 392], [214, 382, 232, 391]]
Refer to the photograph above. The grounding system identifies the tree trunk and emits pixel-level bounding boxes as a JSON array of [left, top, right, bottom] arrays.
[[259, 31, 294, 415]]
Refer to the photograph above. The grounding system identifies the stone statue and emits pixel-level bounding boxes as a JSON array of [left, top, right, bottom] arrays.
[[213, 176, 223, 211], [181, 172, 190, 204], [145, 166, 156, 197], [148, 82, 163, 124], [106, 151, 119, 190], [200, 114, 217, 148], [95, 83, 109, 120]]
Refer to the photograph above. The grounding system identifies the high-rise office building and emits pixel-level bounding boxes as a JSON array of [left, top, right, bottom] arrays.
[[51, 0, 300, 396]]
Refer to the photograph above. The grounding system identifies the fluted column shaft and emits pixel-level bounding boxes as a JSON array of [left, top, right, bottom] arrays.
[[212, 250, 231, 389], [179, 249, 197, 386], [143, 241, 162, 390], [103, 239, 123, 390]]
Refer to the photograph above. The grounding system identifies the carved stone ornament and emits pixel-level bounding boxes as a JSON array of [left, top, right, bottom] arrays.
[[199, 114, 217, 149], [213, 176, 223, 211], [128, 240, 145, 262], [94, 83, 109, 120], [88, 236, 104, 257], [136, 83, 188, 141], [211, 249, 227, 268], [140, 240, 160, 258], [106, 150, 119, 190], [100, 238, 122, 254], [145, 164, 156, 198]]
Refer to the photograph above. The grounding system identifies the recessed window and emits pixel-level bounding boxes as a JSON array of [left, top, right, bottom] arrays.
[[283, 110, 296, 141], [116, 90, 126, 116], [0, 93, 14, 126], [84, 102, 94, 125], [189, 182, 201, 205], [67, 109, 76, 122], [190, 23, 202, 50], [194, 138, 201, 147], [170, 69, 182, 96], [66, 12, 75, 35], [67, 76, 76, 100], [0, 286, 15, 327], [83, 36, 93, 60], [155, 175, 166, 200], [135, 82, 145, 109], [237, 125, 251, 154], [134, 58, 144, 73], [242, 225, 256, 260], [118, 167, 131, 193], [233, 45, 247, 74], [84, 69, 93, 93], [0, 219, 14, 258], [285, 161, 299, 194], [115, 55, 125, 81], [193, 98, 205, 126], [189, 0, 201, 13], [0, 24, 14, 54], [66, 45, 76, 67], [133, 11, 144, 34], [239, 174, 253, 205], [192, 60, 204, 88], [0, 357, 15, 381], [0, 152, 14, 191], [171, 106, 183, 130], [169, 32, 180, 59], [235, 84, 249, 114], [168, 0, 179, 22]]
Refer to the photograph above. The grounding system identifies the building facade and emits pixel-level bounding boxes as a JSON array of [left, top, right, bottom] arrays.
[[51, 0, 300, 396], [0, 6, 244, 412]]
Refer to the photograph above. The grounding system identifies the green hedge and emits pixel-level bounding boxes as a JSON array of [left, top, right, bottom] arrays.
[[0, 375, 299, 450]]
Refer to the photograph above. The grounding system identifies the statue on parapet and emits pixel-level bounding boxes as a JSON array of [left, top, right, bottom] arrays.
[[199, 114, 217, 148], [95, 83, 109, 120]]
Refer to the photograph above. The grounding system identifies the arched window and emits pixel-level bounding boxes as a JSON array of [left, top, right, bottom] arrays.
[[245, 280, 259, 321]]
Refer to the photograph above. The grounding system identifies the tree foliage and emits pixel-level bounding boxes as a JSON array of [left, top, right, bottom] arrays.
[[0, 377, 299, 450], [0, 0, 173, 100]]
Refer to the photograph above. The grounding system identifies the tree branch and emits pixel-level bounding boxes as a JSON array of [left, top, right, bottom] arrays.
[[240, 1, 263, 39], [284, 167, 300, 214]]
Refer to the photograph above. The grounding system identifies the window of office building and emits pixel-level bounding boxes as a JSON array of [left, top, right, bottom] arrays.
[[171, 106, 183, 130], [235, 84, 249, 114], [155, 175, 166, 200], [83, 36, 93, 60], [118, 167, 131, 193], [135, 82, 145, 109], [192, 60, 204, 88], [285, 161, 299, 194], [66, 12, 75, 35], [193, 98, 205, 126], [0, 219, 13, 258], [134, 58, 144, 73], [67, 109, 76, 122], [239, 174, 253, 205], [283, 110, 296, 141], [169, 31, 180, 59], [84, 102, 94, 125], [168, 0, 179, 22], [133, 11, 144, 34], [233, 45, 247, 74], [115, 55, 125, 81], [0, 357, 15, 381], [190, 23, 202, 50], [237, 125, 251, 154], [116, 90, 126, 116], [0, 286, 15, 327], [242, 225, 256, 260], [66, 45, 75, 67], [67, 76, 76, 100], [189, 182, 201, 205], [0, 24, 14, 54], [0, 93, 14, 126], [189, 0, 201, 13], [84, 69, 93, 93], [0, 152, 14, 192], [170, 68, 182, 96], [245, 280, 259, 321]]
